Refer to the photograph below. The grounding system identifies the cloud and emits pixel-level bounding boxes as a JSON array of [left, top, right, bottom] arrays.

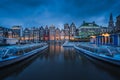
[[0, 0, 120, 28]]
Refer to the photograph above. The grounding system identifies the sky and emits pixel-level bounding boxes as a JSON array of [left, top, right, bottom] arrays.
[[0, 0, 120, 29]]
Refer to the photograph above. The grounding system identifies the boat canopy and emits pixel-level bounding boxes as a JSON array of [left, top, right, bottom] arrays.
[[0, 47, 17, 59], [0, 43, 47, 59], [77, 43, 120, 57]]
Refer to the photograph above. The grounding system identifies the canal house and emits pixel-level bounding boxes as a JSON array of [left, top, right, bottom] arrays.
[[44, 25, 49, 41]]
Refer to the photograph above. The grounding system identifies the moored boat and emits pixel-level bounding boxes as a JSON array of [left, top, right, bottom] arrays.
[[62, 41, 74, 47], [0, 43, 48, 68], [74, 43, 120, 66]]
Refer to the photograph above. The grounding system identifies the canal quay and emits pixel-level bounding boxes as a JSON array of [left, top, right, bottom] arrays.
[[0, 42, 120, 80]]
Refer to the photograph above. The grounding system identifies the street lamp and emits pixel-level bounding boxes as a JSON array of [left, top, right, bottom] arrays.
[[104, 33, 110, 37]]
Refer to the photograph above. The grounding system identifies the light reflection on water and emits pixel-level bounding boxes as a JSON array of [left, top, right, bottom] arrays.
[[0, 42, 120, 80]]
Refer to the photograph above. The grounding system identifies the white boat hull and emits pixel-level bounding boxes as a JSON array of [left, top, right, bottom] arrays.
[[74, 45, 120, 66], [0, 45, 48, 68]]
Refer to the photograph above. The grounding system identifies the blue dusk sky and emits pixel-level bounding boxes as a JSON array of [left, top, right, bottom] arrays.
[[0, 0, 120, 28]]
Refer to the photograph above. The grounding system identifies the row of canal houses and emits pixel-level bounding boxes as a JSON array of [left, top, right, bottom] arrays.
[[23, 26, 49, 42], [0, 22, 78, 45], [23, 23, 77, 42], [92, 14, 120, 46]]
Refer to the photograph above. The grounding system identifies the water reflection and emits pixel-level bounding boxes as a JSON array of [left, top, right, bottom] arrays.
[[43, 42, 81, 62], [1, 42, 120, 80], [0, 49, 48, 80]]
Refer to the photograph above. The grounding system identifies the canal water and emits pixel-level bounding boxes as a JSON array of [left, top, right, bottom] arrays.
[[0, 42, 120, 80]]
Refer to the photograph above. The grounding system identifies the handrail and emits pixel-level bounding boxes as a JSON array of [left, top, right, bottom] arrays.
[[2, 48, 9, 58]]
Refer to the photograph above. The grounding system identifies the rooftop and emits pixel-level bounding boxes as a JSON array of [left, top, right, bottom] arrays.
[[80, 21, 99, 27]]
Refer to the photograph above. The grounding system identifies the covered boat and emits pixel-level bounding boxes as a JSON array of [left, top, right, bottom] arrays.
[[0, 43, 48, 68], [74, 43, 120, 66], [62, 41, 74, 47]]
